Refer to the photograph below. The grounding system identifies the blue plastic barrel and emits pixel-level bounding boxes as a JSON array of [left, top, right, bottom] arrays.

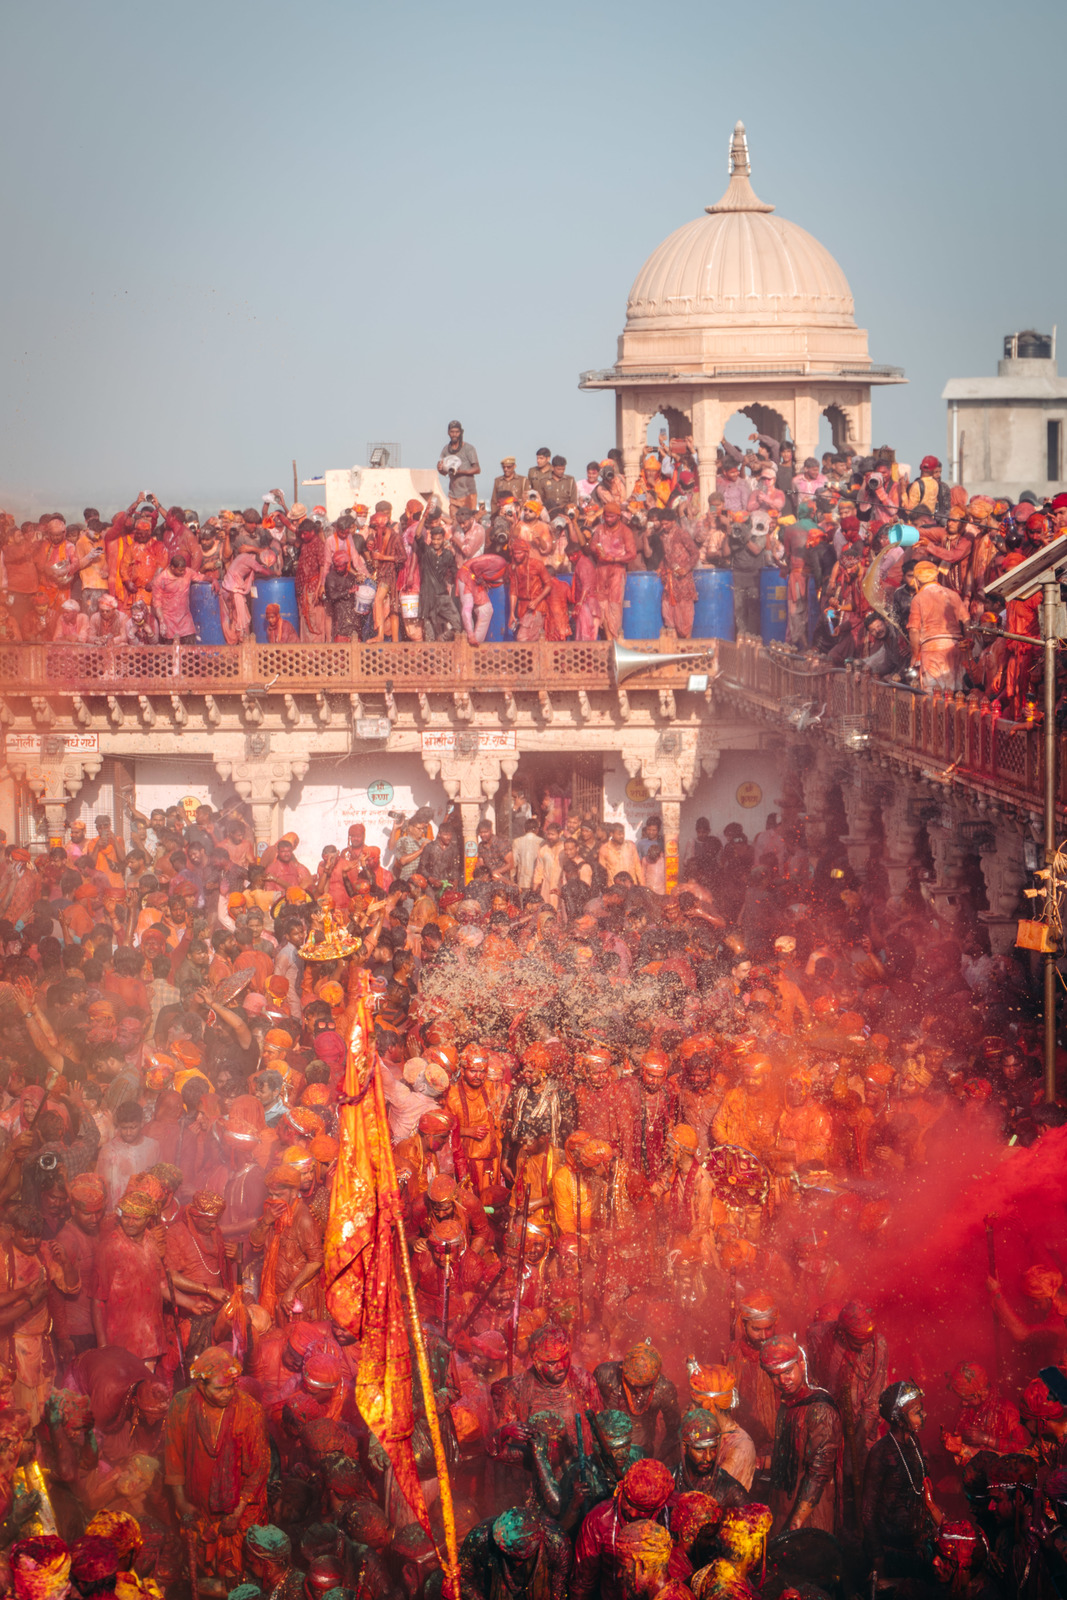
[[692, 569, 735, 641], [622, 571, 664, 640], [760, 568, 788, 643], [251, 577, 300, 643], [486, 583, 509, 642], [189, 582, 226, 645]]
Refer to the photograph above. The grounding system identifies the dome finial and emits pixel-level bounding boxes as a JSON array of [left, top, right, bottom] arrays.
[[707, 120, 774, 215], [729, 121, 750, 178]]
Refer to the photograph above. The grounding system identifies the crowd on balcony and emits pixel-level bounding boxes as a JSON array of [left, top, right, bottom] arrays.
[[2, 422, 1066, 712], [0, 757, 1061, 1599]]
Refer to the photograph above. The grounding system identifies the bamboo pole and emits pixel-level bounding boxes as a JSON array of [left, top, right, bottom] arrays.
[[374, 1060, 461, 1594]]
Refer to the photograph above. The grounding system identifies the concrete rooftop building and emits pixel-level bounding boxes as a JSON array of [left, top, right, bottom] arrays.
[[942, 330, 1067, 500]]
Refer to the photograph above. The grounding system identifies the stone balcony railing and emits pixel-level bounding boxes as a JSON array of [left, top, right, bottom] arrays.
[[0, 637, 704, 696], [0, 634, 1060, 821], [715, 637, 1061, 819]]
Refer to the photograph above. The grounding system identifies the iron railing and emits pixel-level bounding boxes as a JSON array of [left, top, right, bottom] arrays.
[[717, 638, 1057, 813]]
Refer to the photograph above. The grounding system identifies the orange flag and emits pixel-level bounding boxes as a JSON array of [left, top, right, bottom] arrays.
[[324, 987, 429, 1532]]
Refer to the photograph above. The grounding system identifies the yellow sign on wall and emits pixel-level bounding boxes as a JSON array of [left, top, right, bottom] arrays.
[[736, 782, 763, 809], [625, 778, 650, 803]]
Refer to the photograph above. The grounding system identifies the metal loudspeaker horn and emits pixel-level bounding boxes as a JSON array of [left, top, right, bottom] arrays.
[[610, 639, 714, 685]]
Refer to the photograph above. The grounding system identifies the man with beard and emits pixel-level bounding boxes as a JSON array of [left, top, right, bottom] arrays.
[[812, 1300, 887, 1508], [162, 1345, 269, 1585], [573, 1457, 681, 1600], [861, 1380, 941, 1579], [163, 1191, 233, 1361], [712, 1056, 780, 1161], [760, 1334, 842, 1534], [687, 1363, 757, 1491], [458, 1508, 571, 1600], [674, 1407, 749, 1506], [444, 1045, 501, 1195], [671, 1036, 726, 1156], [494, 1322, 599, 1459], [623, 1050, 678, 1179], [595, 1342, 681, 1465], [539, 1408, 643, 1531], [574, 1046, 631, 1149], [501, 1043, 578, 1179], [931, 1519, 1002, 1600], [724, 1289, 781, 1462]]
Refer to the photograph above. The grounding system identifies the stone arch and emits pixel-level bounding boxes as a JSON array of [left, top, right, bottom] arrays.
[[644, 404, 693, 447], [741, 403, 790, 444], [618, 389, 696, 484], [822, 402, 853, 453], [721, 403, 790, 459]]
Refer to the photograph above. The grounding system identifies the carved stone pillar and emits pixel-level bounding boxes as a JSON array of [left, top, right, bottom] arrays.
[[214, 755, 309, 853], [1, 751, 102, 849], [690, 392, 725, 499], [926, 827, 971, 929], [618, 391, 653, 491], [839, 777, 885, 875], [979, 824, 1029, 955], [880, 785, 925, 900], [421, 752, 503, 885], [793, 390, 822, 469], [800, 757, 837, 852]]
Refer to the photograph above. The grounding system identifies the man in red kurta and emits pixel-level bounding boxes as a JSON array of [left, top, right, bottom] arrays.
[[164, 1192, 232, 1362], [248, 1167, 325, 1324], [590, 506, 637, 641], [91, 1189, 168, 1368], [163, 1344, 269, 1582]]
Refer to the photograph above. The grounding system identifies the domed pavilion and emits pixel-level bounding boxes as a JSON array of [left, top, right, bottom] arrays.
[[580, 122, 905, 486]]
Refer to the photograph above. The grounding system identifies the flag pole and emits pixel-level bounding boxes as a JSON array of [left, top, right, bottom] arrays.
[[374, 1061, 461, 1595]]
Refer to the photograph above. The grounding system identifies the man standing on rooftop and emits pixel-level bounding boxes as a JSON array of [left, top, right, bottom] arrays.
[[438, 420, 481, 512]]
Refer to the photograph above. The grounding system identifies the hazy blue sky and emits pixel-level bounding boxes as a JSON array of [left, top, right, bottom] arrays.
[[2, 0, 1064, 517]]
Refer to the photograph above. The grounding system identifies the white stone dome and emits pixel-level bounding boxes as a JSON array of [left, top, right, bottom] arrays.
[[625, 123, 857, 333]]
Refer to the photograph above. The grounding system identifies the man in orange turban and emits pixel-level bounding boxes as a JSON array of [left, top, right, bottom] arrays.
[[162, 1347, 269, 1583], [906, 559, 970, 692], [164, 1193, 231, 1361], [594, 1342, 681, 1467], [249, 1169, 324, 1324]]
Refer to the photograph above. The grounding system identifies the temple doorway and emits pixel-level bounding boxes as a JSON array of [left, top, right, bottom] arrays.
[[496, 752, 604, 840]]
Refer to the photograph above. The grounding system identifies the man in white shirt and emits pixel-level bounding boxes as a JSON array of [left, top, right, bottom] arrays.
[[98, 1101, 160, 1209], [512, 824, 543, 892], [532, 824, 564, 907]]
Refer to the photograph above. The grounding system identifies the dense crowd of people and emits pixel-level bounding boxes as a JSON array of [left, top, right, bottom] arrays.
[[0, 766, 1062, 1600], [4, 425, 1065, 713]]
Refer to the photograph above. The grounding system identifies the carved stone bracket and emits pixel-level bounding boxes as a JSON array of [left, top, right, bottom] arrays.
[[213, 755, 310, 849], [0, 752, 103, 845]]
